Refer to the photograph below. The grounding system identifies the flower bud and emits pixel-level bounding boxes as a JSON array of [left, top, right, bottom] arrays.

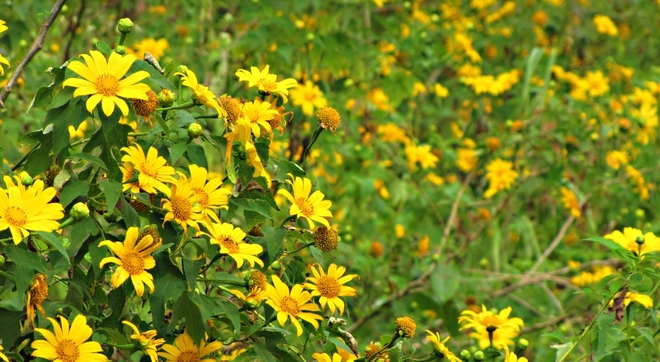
[[394, 316, 416, 338], [21, 175, 33, 186], [115, 45, 126, 55], [188, 123, 203, 139], [459, 350, 471, 360], [473, 351, 485, 361], [0, 254, 5, 267], [317, 107, 341, 133], [117, 18, 134, 33], [176, 65, 189, 74], [270, 260, 281, 270], [70, 202, 90, 221], [158, 89, 177, 107], [636, 235, 645, 245], [516, 338, 529, 351]]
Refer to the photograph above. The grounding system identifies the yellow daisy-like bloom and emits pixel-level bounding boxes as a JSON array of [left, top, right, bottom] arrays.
[[0, 180, 64, 245], [304, 263, 358, 315], [131, 37, 169, 60], [0, 345, 7, 362], [405, 144, 439, 171], [604, 227, 660, 257], [290, 80, 328, 116], [121, 143, 176, 194], [235, 65, 298, 103], [593, 15, 618, 36], [266, 275, 324, 336], [240, 98, 278, 138], [31, 314, 108, 362], [425, 330, 461, 362], [610, 291, 654, 308], [27, 273, 49, 329], [502, 344, 528, 362], [162, 176, 204, 233], [471, 327, 519, 350], [174, 68, 227, 118], [186, 164, 231, 225], [278, 174, 333, 228], [205, 222, 264, 268], [312, 352, 343, 362], [99, 226, 162, 296], [459, 305, 524, 333], [560, 187, 581, 218], [245, 141, 272, 186], [158, 329, 223, 362], [456, 148, 478, 172], [484, 158, 518, 199], [122, 320, 165, 362], [63, 50, 150, 116], [395, 316, 417, 338]]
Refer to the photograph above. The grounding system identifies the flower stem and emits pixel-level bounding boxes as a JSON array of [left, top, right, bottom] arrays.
[[301, 124, 324, 165], [558, 299, 611, 362], [288, 242, 315, 254], [156, 101, 195, 112]]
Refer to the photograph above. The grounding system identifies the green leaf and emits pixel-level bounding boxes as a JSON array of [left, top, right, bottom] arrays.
[[186, 144, 208, 168], [430, 264, 460, 303], [36, 231, 70, 265], [48, 87, 74, 110], [97, 327, 129, 345], [183, 258, 204, 290], [150, 254, 186, 331], [262, 226, 287, 266], [29, 86, 54, 111], [216, 300, 241, 335], [101, 287, 127, 328], [551, 343, 573, 362], [69, 153, 108, 170], [120, 198, 140, 227], [69, 218, 99, 258], [584, 237, 627, 254], [128, 60, 176, 90], [170, 142, 188, 165], [99, 180, 123, 213], [229, 198, 272, 219], [0, 309, 23, 347], [59, 180, 90, 207], [270, 157, 306, 182], [95, 41, 113, 55], [169, 292, 206, 344], [630, 272, 654, 293], [24, 140, 52, 176], [5, 247, 48, 297]]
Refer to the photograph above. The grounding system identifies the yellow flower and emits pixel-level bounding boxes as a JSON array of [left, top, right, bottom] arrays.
[[571, 265, 617, 287], [158, 329, 222, 362], [235, 65, 298, 103], [469, 326, 519, 350], [27, 273, 49, 329], [583, 71, 610, 97], [459, 305, 524, 333], [593, 15, 618, 36], [611, 291, 654, 308], [245, 140, 272, 186], [405, 144, 439, 171], [266, 275, 324, 336], [240, 98, 278, 138], [131, 37, 169, 60], [63, 50, 150, 116], [174, 68, 227, 118], [31, 314, 108, 362], [502, 344, 528, 362], [604, 227, 660, 257], [484, 158, 518, 198], [205, 222, 264, 268], [122, 320, 165, 362], [0, 180, 64, 245], [290, 80, 328, 116], [0, 20, 9, 77], [186, 164, 231, 225], [121, 143, 176, 194], [278, 174, 333, 228], [425, 330, 461, 362], [456, 148, 478, 172], [312, 352, 343, 362], [68, 120, 88, 140], [99, 226, 162, 296], [304, 263, 358, 315], [161, 176, 204, 233], [560, 187, 580, 218], [470, 0, 496, 9], [434, 83, 449, 98], [317, 106, 342, 133], [395, 316, 417, 338], [220, 343, 247, 361], [0, 345, 7, 362], [378, 123, 410, 144], [605, 150, 628, 170]]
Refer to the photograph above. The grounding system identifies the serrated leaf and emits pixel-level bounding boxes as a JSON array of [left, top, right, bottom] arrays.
[[170, 142, 188, 165], [216, 300, 241, 335], [99, 179, 123, 213], [128, 59, 176, 90], [262, 226, 287, 266], [186, 144, 208, 168], [270, 157, 306, 182], [584, 237, 627, 254], [551, 343, 573, 362], [59, 180, 90, 207], [169, 292, 206, 344], [0, 309, 23, 347], [150, 255, 187, 331], [229, 198, 272, 219], [36, 231, 70, 265]]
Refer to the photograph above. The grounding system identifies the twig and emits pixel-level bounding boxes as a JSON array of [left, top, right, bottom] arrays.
[[0, 0, 67, 107], [62, 0, 86, 62], [347, 173, 473, 333]]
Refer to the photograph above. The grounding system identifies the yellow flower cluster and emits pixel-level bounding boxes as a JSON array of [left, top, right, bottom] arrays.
[[0, 20, 9, 76], [463, 70, 521, 96], [571, 265, 617, 287]]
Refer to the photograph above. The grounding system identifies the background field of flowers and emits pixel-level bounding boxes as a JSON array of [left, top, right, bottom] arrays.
[[2, 0, 660, 361]]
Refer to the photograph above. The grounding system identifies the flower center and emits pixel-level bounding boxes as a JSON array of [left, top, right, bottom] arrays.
[[193, 85, 210, 103], [5, 206, 27, 227], [138, 164, 157, 178], [176, 349, 200, 362], [95, 74, 120, 97], [218, 236, 240, 253], [304, 90, 316, 101], [280, 296, 300, 316], [171, 195, 192, 220], [193, 188, 209, 208], [295, 197, 314, 216], [259, 79, 277, 91], [316, 275, 341, 298], [122, 251, 145, 275], [56, 339, 80, 362]]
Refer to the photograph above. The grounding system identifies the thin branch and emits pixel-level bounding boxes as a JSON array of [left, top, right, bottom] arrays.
[[62, 0, 87, 62], [0, 0, 67, 107]]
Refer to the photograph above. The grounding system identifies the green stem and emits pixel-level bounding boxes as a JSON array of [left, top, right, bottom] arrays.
[[117, 33, 127, 47], [128, 132, 150, 137], [198, 278, 246, 287], [105, 342, 135, 350], [237, 314, 278, 342], [288, 242, 314, 254], [280, 214, 297, 227], [0, 270, 16, 283], [195, 113, 220, 119], [368, 333, 400, 362], [558, 299, 611, 362], [301, 125, 324, 165], [156, 101, 195, 112]]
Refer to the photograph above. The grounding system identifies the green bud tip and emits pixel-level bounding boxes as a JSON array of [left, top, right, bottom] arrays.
[[188, 123, 203, 138], [459, 350, 471, 360], [473, 351, 485, 361], [636, 235, 645, 245], [517, 338, 529, 350], [71, 202, 90, 221], [118, 18, 134, 33], [157, 89, 177, 107], [21, 175, 33, 186], [0, 254, 5, 267], [115, 45, 126, 55]]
